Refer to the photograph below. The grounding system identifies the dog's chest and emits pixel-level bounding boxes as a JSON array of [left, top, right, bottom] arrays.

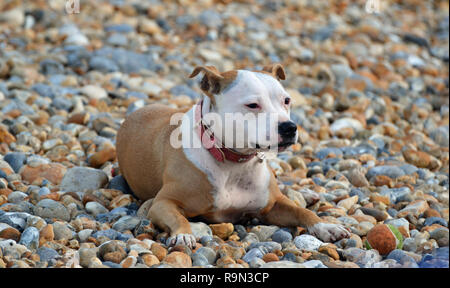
[[183, 148, 270, 214], [209, 162, 270, 212]]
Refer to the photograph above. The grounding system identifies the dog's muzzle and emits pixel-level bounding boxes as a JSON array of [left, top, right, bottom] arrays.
[[278, 121, 297, 138]]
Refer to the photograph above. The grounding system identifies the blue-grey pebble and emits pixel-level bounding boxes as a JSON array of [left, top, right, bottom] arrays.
[[96, 212, 122, 223], [316, 148, 343, 160], [92, 229, 119, 240], [198, 10, 223, 28], [106, 33, 128, 46], [366, 165, 405, 179], [399, 164, 419, 175], [271, 229, 292, 243], [92, 47, 160, 73], [341, 145, 377, 157], [170, 85, 199, 99], [0, 212, 28, 231], [104, 24, 134, 33], [33, 199, 71, 221], [424, 217, 448, 227], [52, 97, 73, 111], [117, 233, 133, 242], [89, 56, 119, 73], [7, 191, 28, 204], [234, 225, 247, 240], [38, 187, 51, 197], [125, 91, 148, 100], [386, 249, 418, 267], [242, 247, 264, 263], [4, 152, 27, 173], [194, 246, 217, 264], [282, 253, 297, 262], [31, 83, 58, 99], [345, 239, 358, 248], [126, 99, 145, 115], [387, 208, 398, 218], [107, 175, 134, 195], [192, 252, 210, 266], [19, 226, 40, 250], [37, 247, 60, 262], [39, 59, 64, 75], [111, 216, 140, 232], [199, 235, 213, 246], [103, 261, 122, 268]]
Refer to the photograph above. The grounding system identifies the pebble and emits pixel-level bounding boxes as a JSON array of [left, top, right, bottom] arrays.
[[0, 227, 21, 242], [359, 207, 388, 222], [190, 222, 213, 239], [386, 249, 419, 267], [303, 260, 328, 268], [3, 153, 27, 173], [209, 223, 234, 240], [294, 235, 324, 251], [260, 261, 305, 268], [249, 257, 266, 268], [242, 247, 265, 263], [163, 251, 192, 268], [111, 216, 140, 232], [85, 201, 109, 216], [250, 225, 279, 242], [343, 248, 382, 268], [52, 221, 74, 241], [77, 229, 93, 243], [99, 240, 127, 264], [33, 199, 70, 222], [7, 191, 28, 204], [318, 244, 340, 260], [271, 229, 293, 243], [141, 254, 160, 267], [194, 246, 217, 265], [366, 166, 406, 180], [429, 228, 449, 247], [106, 175, 133, 195], [18, 226, 39, 251], [60, 167, 109, 192], [192, 252, 210, 266], [37, 247, 60, 263], [79, 247, 98, 268]]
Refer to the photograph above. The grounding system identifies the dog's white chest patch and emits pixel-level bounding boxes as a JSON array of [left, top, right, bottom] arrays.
[[210, 161, 270, 212], [181, 108, 270, 216]]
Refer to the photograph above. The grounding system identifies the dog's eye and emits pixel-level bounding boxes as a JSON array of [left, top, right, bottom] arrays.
[[284, 98, 291, 105], [246, 103, 260, 109]]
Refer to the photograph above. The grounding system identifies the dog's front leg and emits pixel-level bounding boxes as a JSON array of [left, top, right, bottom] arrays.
[[260, 194, 351, 243], [148, 189, 196, 249]]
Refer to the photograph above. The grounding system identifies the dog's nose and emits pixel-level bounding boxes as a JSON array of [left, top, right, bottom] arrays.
[[278, 121, 297, 138]]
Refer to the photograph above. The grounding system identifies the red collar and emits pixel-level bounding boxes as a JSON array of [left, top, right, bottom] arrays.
[[195, 100, 257, 163]]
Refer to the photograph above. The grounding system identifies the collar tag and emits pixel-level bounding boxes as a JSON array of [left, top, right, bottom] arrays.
[[256, 152, 265, 163]]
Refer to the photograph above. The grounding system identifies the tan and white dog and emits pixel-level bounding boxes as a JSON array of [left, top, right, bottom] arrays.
[[116, 64, 350, 248]]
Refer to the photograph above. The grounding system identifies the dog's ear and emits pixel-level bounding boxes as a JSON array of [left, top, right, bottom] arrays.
[[189, 66, 225, 95], [262, 63, 286, 80]]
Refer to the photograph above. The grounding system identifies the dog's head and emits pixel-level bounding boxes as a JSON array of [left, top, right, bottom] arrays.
[[189, 64, 297, 153]]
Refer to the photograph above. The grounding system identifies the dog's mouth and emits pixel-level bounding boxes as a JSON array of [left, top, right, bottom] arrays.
[[255, 143, 271, 151], [277, 140, 295, 152], [253, 140, 295, 152]]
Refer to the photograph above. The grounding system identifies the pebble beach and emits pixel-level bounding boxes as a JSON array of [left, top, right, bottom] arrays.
[[0, 0, 449, 268]]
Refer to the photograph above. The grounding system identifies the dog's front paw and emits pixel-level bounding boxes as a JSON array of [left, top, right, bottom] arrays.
[[308, 222, 351, 243], [166, 233, 197, 249]]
